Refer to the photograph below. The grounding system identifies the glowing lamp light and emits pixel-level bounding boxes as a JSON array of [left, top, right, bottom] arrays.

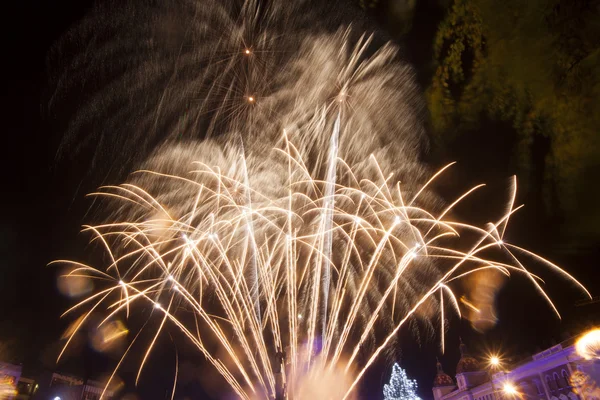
[[576, 328, 600, 360], [489, 355, 501, 367], [244, 49, 251, 55], [247, 96, 255, 103], [54, 397, 62, 400], [503, 382, 518, 396]]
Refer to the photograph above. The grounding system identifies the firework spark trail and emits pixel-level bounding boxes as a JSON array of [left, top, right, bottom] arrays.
[[51, 0, 591, 398], [313, 112, 340, 356], [51, 0, 428, 194], [56, 140, 590, 398]]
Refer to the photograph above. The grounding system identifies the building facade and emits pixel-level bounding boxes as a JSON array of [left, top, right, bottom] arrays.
[[433, 338, 600, 400], [0, 362, 22, 399], [0, 361, 39, 399], [0, 363, 116, 400], [15, 375, 37, 400], [34, 372, 115, 400]]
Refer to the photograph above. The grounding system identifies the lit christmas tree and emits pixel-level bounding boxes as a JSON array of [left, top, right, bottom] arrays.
[[383, 363, 421, 400]]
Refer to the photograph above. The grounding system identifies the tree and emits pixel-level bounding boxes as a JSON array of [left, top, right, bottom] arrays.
[[426, 0, 600, 247], [383, 363, 421, 400]]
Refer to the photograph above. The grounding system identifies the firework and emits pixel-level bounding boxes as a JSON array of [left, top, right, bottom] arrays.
[[51, 0, 590, 398], [50, 0, 426, 187], [55, 137, 589, 398]]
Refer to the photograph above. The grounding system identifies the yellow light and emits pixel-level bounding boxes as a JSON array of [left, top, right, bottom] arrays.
[[248, 96, 255, 102], [244, 49, 251, 55], [460, 296, 481, 313], [503, 382, 518, 396], [490, 355, 501, 367], [576, 328, 600, 360]]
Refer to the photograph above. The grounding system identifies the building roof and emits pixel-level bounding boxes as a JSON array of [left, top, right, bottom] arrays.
[[456, 338, 481, 374], [434, 359, 455, 387]]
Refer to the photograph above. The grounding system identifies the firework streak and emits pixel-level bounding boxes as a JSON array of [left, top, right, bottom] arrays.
[[51, 1, 590, 398]]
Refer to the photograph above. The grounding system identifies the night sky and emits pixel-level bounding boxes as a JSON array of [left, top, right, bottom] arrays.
[[2, 0, 599, 399]]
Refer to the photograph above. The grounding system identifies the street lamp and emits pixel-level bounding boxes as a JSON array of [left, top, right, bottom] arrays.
[[487, 354, 503, 400], [490, 356, 501, 367], [486, 353, 519, 400], [503, 382, 519, 397], [575, 328, 600, 361], [486, 353, 505, 370]]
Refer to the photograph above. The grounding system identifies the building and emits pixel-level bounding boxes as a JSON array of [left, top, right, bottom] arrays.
[[34, 372, 115, 400], [15, 376, 38, 399], [0, 361, 39, 399], [0, 361, 22, 399], [433, 338, 600, 400], [81, 379, 115, 400]]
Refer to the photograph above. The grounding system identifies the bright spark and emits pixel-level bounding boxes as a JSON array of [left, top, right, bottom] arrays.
[[57, 144, 588, 399]]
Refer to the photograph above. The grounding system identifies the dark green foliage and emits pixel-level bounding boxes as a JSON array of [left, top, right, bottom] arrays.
[[358, 0, 381, 10], [425, 0, 600, 245]]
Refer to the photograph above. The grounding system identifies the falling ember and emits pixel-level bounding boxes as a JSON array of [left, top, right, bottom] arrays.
[[58, 272, 93, 298], [90, 320, 129, 353], [459, 296, 481, 313], [461, 268, 505, 332]]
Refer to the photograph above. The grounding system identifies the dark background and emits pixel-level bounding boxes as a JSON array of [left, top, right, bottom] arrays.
[[2, 0, 599, 398]]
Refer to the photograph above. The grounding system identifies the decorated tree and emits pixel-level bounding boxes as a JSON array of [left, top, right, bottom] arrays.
[[383, 363, 421, 400]]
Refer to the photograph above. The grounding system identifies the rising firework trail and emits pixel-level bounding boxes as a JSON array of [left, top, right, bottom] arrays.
[[320, 112, 340, 345], [50, 0, 591, 398]]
